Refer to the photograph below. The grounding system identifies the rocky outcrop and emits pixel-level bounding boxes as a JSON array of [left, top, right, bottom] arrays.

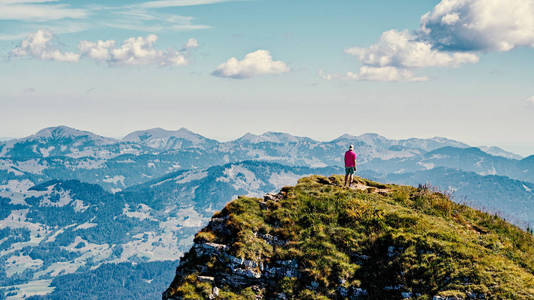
[[162, 175, 534, 300], [162, 190, 309, 300]]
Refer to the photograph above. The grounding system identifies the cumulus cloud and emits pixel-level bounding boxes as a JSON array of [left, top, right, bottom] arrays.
[[10, 30, 197, 67], [342, 0, 534, 82], [78, 34, 191, 66], [344, 29, 479, 82], [212, 50, 290, 79], [183, 38, 199, 50], [345, 30, 479, 69], [420, 0, 534, 52], [10, 29, 80, 62]]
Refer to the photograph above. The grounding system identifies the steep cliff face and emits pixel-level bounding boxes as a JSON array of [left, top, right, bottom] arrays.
[[163, 175, 534, 299]]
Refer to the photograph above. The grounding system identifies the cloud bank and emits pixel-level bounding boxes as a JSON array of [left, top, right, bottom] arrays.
[[342, 0, 534, 82], [78, 34, 189, 66], [420, 0, 534, 52], [10, 30, 197, 67], [10, 29, 80, 62], [212, 50, 290, 79]]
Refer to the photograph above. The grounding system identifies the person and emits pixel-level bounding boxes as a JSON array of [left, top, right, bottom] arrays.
[[344, 144, 357, 187]]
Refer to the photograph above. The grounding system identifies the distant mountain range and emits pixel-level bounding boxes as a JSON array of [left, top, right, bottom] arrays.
[[1, 126, 530, 190], [0, 126, 532, 299], [0, 160, 337, 299], [0, 126, 524, 160]]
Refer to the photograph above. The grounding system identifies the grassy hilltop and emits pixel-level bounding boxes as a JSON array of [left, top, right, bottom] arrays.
[[163, 175, 534, 299]]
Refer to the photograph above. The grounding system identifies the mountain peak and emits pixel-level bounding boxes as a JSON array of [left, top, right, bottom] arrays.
[[123, 127, 202, 140], [331, 133, 357, 142], [477, 145, 523, 160], [163, 175, 534, 299], [31, 126, 117, 144], [34, 126, 90, 138], [262, 131, 312, 143], [123, 127, 216, 149], [236, 132, 306, 144]]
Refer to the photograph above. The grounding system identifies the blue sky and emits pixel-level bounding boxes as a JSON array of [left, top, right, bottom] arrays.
[[1, 0, 534, 155]]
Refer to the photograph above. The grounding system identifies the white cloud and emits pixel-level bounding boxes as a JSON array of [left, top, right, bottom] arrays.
[[527, 96, 534, 105], [341, 0, 534, 82], [342, 0, 534, 82], [343, 30, 477, 82], [183, 38, 199, 50], [78, 40, 116, 61], [346, 66, 427, 82], [345, 30, 479, 69], [10, 30, 197, 67], [78, 34, 193, 66], [10, 29, 80, 62], [420, 0, 534, 52], [139, 0, 228, 8], [0, 1, 87, 21], [212, 50, 290, 79]]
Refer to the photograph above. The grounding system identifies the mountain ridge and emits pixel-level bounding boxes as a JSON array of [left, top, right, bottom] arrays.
[[1, 126, 525, 159], [162, 175, 534, 299]]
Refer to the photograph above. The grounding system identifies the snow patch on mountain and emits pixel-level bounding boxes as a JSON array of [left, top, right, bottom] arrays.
[[32, 126, 117, 145], [237, 132, 310, 144], [417, 161, 435, 170], [217, 165, 263, 192], [16, 159, 48, 174], [479, 167, 497, 176], [45, 224, 77, 243], [5, 254, 44, 277], [39, 187, 75, 208], [66, 158, 106, 170], [74, 222, 97, 230], [116, 231, 183, 263], [123, 128, 213, 150], [0, 209, 49, 256], [71, 199, 89, 213], [39, 146, 55, 157], [478, 146, 523, 160], [33, 237, 112, 278], [0, 159, 24, 176], [0, 179, 43, 205], [0, 279, 54, 300], [174, 170, 208, 184], [269, 172, 309, 189], [123, 204, 157, 222], [161, 207, 206, 229], [115, 159, 135, 164], [304, 158, 328, 168], [150, 170, 207, 187], [103, 175, 125, 186]]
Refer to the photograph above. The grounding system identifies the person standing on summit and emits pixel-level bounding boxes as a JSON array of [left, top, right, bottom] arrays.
[[344, 145, 357, 187]]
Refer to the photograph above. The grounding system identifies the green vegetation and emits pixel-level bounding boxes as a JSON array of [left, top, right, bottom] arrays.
[[164, 175, 534, 299]]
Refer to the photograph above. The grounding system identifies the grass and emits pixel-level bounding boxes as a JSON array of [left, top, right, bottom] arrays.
[[164, 175, 534, 299]]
